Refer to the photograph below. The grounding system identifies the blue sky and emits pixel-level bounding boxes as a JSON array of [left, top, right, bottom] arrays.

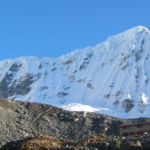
[[0, 0, 150, 61]]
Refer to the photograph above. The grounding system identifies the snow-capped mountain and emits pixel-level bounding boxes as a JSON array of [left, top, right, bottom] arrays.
[[0, 26, 150, 118]]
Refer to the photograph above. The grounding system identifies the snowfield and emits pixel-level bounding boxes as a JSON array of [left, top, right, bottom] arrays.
[[0, 26, 150, 118]]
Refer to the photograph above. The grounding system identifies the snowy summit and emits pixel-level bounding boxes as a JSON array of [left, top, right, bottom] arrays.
[[0, 26, 150, 118]]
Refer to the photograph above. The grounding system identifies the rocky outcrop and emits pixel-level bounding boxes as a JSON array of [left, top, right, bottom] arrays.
[[0, 72, 35, 98], [121, 99, 134, 113]]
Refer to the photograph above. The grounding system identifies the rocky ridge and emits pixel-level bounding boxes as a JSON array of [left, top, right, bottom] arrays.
[[0, 97, 150, 148]]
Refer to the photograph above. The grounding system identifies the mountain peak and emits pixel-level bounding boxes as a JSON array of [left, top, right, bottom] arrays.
[[121, 26, 149, 35], [132, 25, 149, 32], [105, 26, 149, 46]]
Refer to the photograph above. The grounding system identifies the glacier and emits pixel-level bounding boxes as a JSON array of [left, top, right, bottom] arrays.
[[0, 26, 150, 118]]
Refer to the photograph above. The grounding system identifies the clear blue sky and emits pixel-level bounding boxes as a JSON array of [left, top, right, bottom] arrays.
[[0, 0, 150, 61]]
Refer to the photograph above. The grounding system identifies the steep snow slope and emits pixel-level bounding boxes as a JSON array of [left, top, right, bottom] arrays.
[[0, 26, 150, 118]]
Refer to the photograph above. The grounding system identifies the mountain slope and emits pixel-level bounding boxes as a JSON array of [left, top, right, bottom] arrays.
[[0, 97, 149, 148], [0, 26, 150, 118]]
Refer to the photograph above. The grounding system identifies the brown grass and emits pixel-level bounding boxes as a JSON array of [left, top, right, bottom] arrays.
[[19, 135, 72, 150], [3, 134, 120, 150], [76, 134, 119, 149]]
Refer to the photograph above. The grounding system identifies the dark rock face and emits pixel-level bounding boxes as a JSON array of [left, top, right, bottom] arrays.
[[121, 99, 134, 112], [0, 97, 149, 148], [0, 63, 22, 98], [0, 71, 43, 99], [63, 60, 74, 65], [113, 100, 119, 108], [0, 72, 34, 98]]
